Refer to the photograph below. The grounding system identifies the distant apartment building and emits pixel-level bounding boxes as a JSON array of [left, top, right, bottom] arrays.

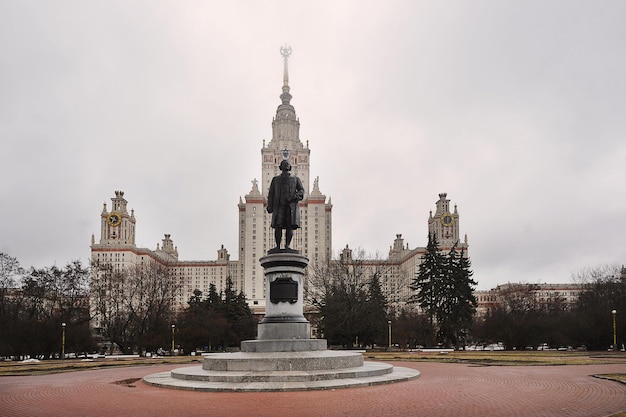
[[474, 283, 584, 317]]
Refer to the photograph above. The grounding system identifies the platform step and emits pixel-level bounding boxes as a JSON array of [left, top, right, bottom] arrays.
[[143, 363, 420, 392], [173, 362, 392, 383], [202, 350, 364, 372]]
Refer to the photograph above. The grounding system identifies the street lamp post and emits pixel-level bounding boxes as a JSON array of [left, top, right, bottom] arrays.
[[61, 322, 66, 359], [388, 320, 392, 351], [171, 324, 176, 355], [612, 310, 617, 351]]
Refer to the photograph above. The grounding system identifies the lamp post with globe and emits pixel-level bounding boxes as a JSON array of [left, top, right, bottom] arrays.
[[612, 310, 617, 351], [171, 324, 176, 355], [61, 322, 66, 359]]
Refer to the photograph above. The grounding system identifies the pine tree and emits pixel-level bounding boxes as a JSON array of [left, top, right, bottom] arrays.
[[206, 283, 221, 306], [364, 273, 389, 347], [178, 289, 212, 352], [438, 246, 477, 347], [177, 279, 257, 352], [410, 233, 446, 332], [221, 276, 255, 346], [313, 250, 391, 348], [410, 234, 476, 347]]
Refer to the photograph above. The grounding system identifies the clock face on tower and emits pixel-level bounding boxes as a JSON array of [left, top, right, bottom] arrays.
[[108, 212, 122, 227], [440, 212, 454, 226]]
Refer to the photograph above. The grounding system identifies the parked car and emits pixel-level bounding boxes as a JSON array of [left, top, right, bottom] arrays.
[[485, 342, 505, 351]]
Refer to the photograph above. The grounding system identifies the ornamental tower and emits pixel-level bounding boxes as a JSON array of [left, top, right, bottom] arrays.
[[428, 192, 467, 250], [261, 45, 310, 195], [239, 46, 332, 310], [98, 190, 136, 245]]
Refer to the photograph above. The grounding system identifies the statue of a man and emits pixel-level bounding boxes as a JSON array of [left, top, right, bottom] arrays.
[[267, 160, 304, 252]]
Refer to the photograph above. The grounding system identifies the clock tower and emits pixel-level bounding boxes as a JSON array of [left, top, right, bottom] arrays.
[[428, 192, 466, 250], [99, 190, 136, 245]]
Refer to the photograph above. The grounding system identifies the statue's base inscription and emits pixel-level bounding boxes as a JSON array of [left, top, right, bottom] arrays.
[[270, 276, 298, 304]]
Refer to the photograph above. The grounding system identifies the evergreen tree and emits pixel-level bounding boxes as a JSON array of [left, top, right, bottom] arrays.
[[221, 277, 256, 345], [206, 283, 221, 306], [439, 247, 477, 347], [188, 288, 203, 305], [177, 289, 213, 352], [363, 273, 389, 346], [410, 235, 477, 347], [410, 233, 445, 337], [310, 249, 391, 348], [177, 278, 256, 352], [320, 283, 362, 347], [393, 307, 435, 349]]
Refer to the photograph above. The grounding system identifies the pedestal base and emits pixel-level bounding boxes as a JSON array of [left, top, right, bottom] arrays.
[[257, 322, 310, 340], [241, 338, 327, 352], [143, 349, 420, 392]]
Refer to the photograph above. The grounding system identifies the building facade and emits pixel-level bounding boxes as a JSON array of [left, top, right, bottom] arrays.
[[335, 192, 469, 311], [474, 283, 584, 317]]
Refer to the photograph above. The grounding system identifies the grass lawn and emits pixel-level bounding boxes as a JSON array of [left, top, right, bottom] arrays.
[[0, 355, 201, 376], [1, 350, 625, 377], [365, 350, 626, 366]]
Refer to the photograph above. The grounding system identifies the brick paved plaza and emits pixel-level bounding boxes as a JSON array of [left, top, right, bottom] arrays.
[[1, 361, 625, 416]]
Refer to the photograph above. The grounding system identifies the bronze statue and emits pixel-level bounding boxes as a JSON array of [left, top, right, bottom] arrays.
[[267, 159, 304, 252]]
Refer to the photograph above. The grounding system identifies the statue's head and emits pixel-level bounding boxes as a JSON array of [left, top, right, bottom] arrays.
[[279, 160, 292, 171]]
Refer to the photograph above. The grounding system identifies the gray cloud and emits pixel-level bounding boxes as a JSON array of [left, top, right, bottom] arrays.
[[1, 1, 624, 289]]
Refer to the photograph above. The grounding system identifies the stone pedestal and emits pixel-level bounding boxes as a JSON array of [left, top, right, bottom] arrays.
[[257, 252, 310, 340]]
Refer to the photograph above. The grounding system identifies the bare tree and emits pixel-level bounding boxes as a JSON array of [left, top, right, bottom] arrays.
[[0, 252, 23, 289], [0, 256, 92, 359], [306, 248, 391, 348], [0, 253, 23, 357], [572, 263, 626, 350], [572, 263, 623, 284], [91, 261, 179, 354]]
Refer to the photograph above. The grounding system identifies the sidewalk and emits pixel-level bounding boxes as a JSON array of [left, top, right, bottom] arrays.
[[1, 361, 625, 416]]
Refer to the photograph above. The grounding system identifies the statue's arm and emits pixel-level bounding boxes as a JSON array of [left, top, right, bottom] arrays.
[[295, 177, 304, 201]]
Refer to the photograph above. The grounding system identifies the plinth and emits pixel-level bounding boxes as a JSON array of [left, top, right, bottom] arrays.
[[241, 251, 326, 352], [256, 252, 310, 340]]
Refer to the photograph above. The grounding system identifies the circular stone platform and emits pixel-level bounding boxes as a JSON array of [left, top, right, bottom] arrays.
[[143, 350, 420, 392]]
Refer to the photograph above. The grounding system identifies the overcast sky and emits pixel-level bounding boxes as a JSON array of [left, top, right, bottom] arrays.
[[1, 1, 625, 290]]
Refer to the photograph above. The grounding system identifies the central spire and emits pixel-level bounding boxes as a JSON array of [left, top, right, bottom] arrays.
[[280, 44, 292, 104], [268, 44, 301, 152]]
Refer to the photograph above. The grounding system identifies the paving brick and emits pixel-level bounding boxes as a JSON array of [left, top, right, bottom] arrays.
[[1, 361, 625, 416]]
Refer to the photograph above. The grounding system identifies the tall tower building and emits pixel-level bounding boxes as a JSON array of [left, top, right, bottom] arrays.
[[238, 46, 333, 310]]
